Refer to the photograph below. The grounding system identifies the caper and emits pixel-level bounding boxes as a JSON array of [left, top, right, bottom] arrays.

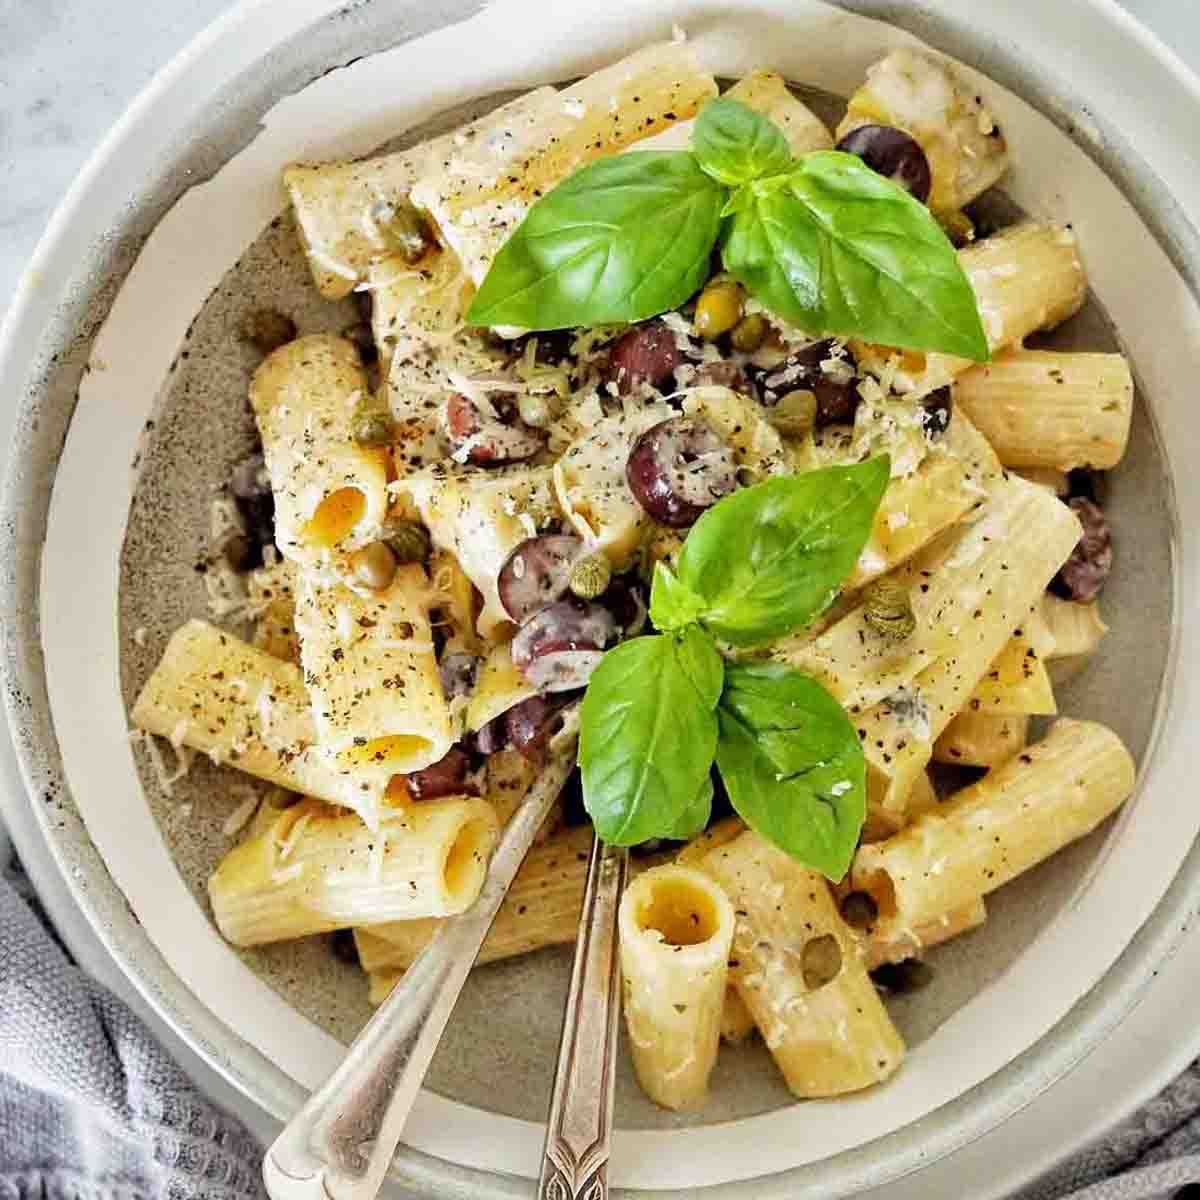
[[238, 308, 296, 355], [516, 389, 563, 429], [800, 933, 843, 991], [863, 577, 916, 640], [568, 552, 611, 600], [767, 389, 818, 439], [384, 520, 431, 564], [351, 396, 395, 448], [349, 541, 398, 591], [376, 199, 432, 263], [730, 312, 769, 353], [694, 280, 744, 340]]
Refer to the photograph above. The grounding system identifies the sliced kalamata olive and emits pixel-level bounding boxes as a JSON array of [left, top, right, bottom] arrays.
[[497, 534, 583, 623], [1053, 497, 1113, 602], [602, 573, 648, 638], [607, 320, 686, 394], [229, 451, 276, 547], [444, 393, 545, 466], [468, 716, 509, 757], [752, 340, 861, 428], [919, 385, 953, 437], [836, 125, 932, 204], [505, 693, 580, 759], [626, 416, 738, 528], [1066, 467, 1103, 504], [511, 599, 616, 692], [438, 651, 480, 701], [400, 746, 473, 800]]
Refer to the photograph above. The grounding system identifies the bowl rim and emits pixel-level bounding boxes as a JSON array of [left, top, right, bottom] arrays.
[[2, 1, 1199, 1196]]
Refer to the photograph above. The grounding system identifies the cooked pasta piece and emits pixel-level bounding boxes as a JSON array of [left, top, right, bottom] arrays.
[[934, 712, 1030, 769], [863, 897, 988, 970], [429, 547, 483, 656], [1015, 467, 1069, 495], [674, 816, 747, 868], [838, 48, 1010, 214], [411, 42, 716, 284], [726, 70, 833, 154], [853, 719, 1136, 931], [404, 464, 559, 638], [358, 823, 594, 971], [967, 631, 1056, 716], [619, 864, 736, 1110], [131, 620, 384, 820], [209, 794, 499, 946], [465, 640, 537, 733], [720, 984, 757, 1045], [855, 477, 1083, 816], [904, 769, 941, 821], [294, 563, 452, 786], [856, 224, 1086, 398], [953, 349, 1134, 471], [1041, 594, 1109, 661], [250, 335, 390, 564], [680, 386, 791, 482], [701, 831, 904, 1098], [554, 404, 673, 568], [247, 555, 299, 662]]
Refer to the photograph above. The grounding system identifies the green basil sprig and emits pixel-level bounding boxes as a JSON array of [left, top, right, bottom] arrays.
[[580, 459, 887, 878], [467, 97, 989, 360]]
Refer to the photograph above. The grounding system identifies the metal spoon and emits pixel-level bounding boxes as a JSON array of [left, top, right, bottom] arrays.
[[537, 835, 629, 1200], [262, 743, 576, 1200]]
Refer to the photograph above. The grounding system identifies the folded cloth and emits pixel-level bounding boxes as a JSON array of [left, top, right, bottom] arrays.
[[0, 865, 265, 1200], [1, 850, 1199, 1200]]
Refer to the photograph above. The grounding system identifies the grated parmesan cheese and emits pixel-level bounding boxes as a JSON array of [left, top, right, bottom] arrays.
[[222, 794, 260, 838]]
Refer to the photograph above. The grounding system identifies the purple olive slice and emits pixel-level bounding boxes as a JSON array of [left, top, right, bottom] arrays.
[[607, 320, 686, 394], [626, 416, 737, 528], [836, 125, 932, 204], [510, 599, 616, 692], [754, 340, 861, 428], [505, 693, 579, 759], [399, 745, 473, 800], [1054, 497, 1113, 602], [497, 534, 583, 624], [444, 392, 544, 466], [438, 651, 480, 701]]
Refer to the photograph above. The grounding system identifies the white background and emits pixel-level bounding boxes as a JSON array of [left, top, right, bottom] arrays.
[[2, 0, 1198, 1190]]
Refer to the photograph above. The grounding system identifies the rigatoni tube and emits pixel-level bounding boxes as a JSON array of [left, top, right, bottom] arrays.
[[701, 832, 904, 1098], [618, 864, 735, 1111], [209, 795, 498, 947], [934, 712, 1030, 770], [853, 719, 1136, 931]]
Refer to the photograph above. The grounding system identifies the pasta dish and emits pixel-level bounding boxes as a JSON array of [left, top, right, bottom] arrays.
[[130, 41, 1136, 1110]]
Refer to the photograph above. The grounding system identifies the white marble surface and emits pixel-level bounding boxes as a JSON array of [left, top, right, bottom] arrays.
[[2, 0, 1200, 1187]]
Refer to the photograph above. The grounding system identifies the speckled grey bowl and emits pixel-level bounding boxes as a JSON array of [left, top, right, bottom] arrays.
[[4, 1, 1200, 1197]]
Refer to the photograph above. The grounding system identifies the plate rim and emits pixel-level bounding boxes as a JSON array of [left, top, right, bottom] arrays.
[[2, 0, 1199, 1196]]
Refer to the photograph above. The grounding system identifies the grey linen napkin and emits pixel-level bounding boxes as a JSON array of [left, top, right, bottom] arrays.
[[0, 865, 265, 1199], [3, 855, 1200, 1200]]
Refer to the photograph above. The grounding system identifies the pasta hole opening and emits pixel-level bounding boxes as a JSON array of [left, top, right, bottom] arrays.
[[857, 868, 898, 921], [442, 814, 493, 905], [800, 934, 844, 991], [340, 734, 431, 771], [637, 878, 720, 946], [307, 487, 367, 547]]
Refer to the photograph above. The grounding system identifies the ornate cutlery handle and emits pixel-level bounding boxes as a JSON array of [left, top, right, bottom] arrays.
[[263, 747, 576, 1200], [537, 835, 629, 1200]]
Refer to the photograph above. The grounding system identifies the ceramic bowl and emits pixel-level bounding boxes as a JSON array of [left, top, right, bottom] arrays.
[[3, 1, 1199, 1196]]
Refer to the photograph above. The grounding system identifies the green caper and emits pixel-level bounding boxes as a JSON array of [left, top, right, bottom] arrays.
[[863, 577, 916, 640], [349, 541, 398, 591], [730, 313, 769, 354], [800, 933, 843, 990], [516, 389, 563, 429], [351, 396, 395, 448], [568, 552, 611, 600], [694, 280, 744, 340], [383, 520, 431, 564], [767, 389, 818, 439], [378, 199, 432, 263]]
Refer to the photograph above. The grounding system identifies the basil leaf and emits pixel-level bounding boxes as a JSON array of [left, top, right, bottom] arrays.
[[676, 457, 890, 646], [649, 561, 706, 634], [691, 97, 792, 187], [721, 151, 989, 361], [715, 663, 866, 880], [667, 773, 714, 841], [673, 624, 725, 708], [467, 152, 726, 330], [580, 635, 718, 846]]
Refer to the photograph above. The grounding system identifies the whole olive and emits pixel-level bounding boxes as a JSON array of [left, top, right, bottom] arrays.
[[349, 541, 398, 591], [694, 280, 744, 340], [836, 125, 933, 204]]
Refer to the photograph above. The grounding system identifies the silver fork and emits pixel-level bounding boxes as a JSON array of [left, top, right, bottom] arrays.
[[537, 835, 629, 1200], [261, 743, 577, 1200]]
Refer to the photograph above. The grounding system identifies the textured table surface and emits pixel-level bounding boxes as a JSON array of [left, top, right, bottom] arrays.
[[2, 0, 1198, 1182]]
